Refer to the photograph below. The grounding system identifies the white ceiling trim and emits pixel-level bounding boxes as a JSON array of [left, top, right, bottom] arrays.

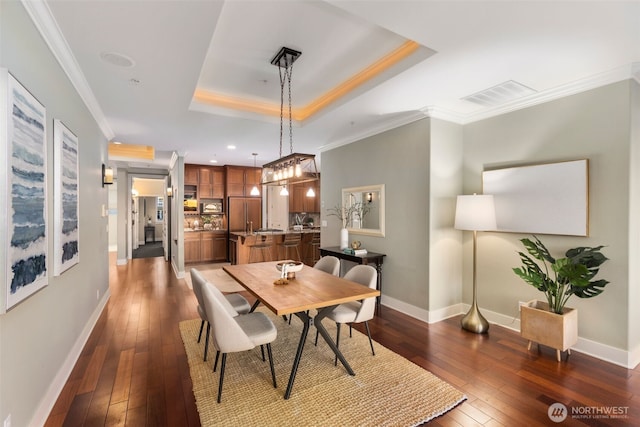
[[319, 110, 428, 153], [457, 63, 638, 125], [21, 0, 114, 140]]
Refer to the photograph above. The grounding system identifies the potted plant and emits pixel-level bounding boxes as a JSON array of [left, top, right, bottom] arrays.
[[513, 235, 609, 361]]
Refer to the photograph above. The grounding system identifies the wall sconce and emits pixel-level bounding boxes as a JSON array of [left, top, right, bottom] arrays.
[[102, 164, 114, 187], [366, 192, 373, 203], [166, 187, 173, 197]]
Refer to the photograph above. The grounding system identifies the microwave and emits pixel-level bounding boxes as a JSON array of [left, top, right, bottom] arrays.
[[201, 201, 223, 213]]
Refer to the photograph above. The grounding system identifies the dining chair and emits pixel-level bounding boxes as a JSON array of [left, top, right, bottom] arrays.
[[318, 264, 378, 365], [201, 282, 278, 403], [190, 268, 251, 361], [313, 255, 340, 276], [287, 255, 342, 324]]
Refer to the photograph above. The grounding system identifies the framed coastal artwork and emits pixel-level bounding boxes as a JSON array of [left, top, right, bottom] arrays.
[[1, 69, 48, 311], [53, 120, 79, 276]]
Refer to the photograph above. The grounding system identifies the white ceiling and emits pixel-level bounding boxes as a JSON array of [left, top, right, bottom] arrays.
[[34, 0, 640, 170]]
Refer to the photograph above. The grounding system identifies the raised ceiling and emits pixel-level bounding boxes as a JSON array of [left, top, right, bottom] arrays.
[[32, 0, 640, 170]]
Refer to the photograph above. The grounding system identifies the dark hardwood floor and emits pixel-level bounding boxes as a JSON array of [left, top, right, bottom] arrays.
[[45, 255, 640, 426]]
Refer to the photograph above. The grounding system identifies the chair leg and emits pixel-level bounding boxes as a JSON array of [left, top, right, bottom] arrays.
[[334, 323, 341, 366], [204, 323, 210, 361], [197, 320, 205, 343], [349, 324, 352, 338], [213, 351, 220, 372], [314, 329, 319, 346], [260, 344, 265, 362], [364, 321, 375, 356], [217, 353, 227, 403], [266, 343, 277, 388]]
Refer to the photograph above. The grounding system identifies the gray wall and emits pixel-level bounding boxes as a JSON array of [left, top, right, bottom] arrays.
[[1, 2, 109, 426], [463, 80, 634, 351], [322, 80, 639, 364]]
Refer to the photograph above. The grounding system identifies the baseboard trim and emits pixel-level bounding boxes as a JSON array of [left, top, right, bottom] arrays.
[[384, 300, 637, 369], [30, 289, 111, 427]]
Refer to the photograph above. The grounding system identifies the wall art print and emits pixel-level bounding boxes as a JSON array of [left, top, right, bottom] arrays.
[[2, 69, 48, 311], [53, 120, 79, 276]]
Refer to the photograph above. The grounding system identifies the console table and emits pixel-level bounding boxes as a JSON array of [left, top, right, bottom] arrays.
[[319, 246, 386, 311], [144, 226, 155, 243]]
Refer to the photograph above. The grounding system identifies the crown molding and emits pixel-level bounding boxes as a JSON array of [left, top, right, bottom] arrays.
[[319, 110, 427, 153], [21, 0, 114, 140], [458, 63, 639, 125]]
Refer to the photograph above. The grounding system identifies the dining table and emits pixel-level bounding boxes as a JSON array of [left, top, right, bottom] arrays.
[[223, 261, 380, 399]]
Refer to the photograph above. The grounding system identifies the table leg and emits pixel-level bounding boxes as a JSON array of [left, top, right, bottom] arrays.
[[314, 305, 355, 376], [284, 311, 311, 400], [375, 262, 383, 314]]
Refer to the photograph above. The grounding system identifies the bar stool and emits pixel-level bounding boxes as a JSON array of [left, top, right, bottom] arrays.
[[249, 234, 273, 263], [309, 233, 321, 264], [277, 233, 301, 261]]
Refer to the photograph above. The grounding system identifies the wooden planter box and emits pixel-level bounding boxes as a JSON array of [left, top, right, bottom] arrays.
[[521, 300, 578, 362]]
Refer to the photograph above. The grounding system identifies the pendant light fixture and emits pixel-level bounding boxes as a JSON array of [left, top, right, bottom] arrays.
[[280, 185, 289, 196], [250, 153, 260, 196], [261, 47, 319, 187]]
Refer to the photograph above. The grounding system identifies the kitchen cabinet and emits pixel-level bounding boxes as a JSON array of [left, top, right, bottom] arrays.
[[289, 181, 320, 213], [184, 164, 199, 185], [184, 232, 201, 263], [225, 166, 262, 197], [185, 230, 227, 263], [199, 166, 225, 199]]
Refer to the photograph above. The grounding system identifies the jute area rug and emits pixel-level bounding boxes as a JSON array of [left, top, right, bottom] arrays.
[[183, 264, 246, 293], [179, 309, 466, 426]]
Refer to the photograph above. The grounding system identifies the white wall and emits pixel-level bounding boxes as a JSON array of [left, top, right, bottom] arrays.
[[0, 2, 110, 426]]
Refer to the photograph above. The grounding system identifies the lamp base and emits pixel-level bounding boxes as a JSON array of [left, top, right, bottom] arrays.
[[461, 304, 489, 334]]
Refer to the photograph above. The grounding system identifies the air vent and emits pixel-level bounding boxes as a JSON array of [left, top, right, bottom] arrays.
[[462, 80, 536, 107]]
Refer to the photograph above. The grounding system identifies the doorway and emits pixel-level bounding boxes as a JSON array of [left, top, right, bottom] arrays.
[[130, 176, 169, 259]]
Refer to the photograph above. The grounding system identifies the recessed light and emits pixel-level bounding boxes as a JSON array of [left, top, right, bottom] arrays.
[[110, 141, 123, 145], [100, 52, 135, 68], [209, 159, 218, 164], [227, 145, 236, 150]]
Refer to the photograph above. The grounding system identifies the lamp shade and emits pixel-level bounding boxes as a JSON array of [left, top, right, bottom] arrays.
[[454, 194, 497, 231]]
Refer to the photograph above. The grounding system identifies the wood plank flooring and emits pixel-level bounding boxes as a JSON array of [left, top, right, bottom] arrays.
[[45, 255, 640, 426]]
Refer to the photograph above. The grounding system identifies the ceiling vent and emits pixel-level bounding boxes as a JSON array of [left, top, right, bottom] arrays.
[[462, 80, 536, 107]]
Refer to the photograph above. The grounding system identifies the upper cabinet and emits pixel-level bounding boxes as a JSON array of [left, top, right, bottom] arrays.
[[289, 181, 320, 213], [184, 164, 199, 185], [225, 166, 262, 197], [199, 166, 225, 199]]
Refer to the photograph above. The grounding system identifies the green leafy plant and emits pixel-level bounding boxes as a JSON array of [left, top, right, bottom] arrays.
[[513, 236, 609, 314]]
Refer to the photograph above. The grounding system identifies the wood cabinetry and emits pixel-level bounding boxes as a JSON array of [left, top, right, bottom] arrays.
[[199, 166, 225, 199], [185, 231, 227, 263], [225, 166, 262, 197], [289, 181, 320, 213], [184, 232, 201, 263], [184, 164, 225, 215], [184, 164, 199, 185]]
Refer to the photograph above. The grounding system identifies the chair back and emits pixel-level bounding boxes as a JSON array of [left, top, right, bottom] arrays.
[[343, 265, 377, 323], [190, 269, 208, 318], [201, 283, 255, 353], [313, 256, 340, 276], [283, 233, 301, 244]]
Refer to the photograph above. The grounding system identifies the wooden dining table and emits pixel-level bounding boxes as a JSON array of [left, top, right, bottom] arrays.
[[223, 261, 380, 399]]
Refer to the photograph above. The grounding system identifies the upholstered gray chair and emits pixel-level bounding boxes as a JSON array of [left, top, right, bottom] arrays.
[[324, 265, 377, 365], [190, 268, 251, 361], [201, 282, 277, 403], [313, 255, 340, 276]]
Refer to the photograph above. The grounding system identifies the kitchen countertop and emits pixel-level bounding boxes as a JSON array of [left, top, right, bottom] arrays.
[[184, 228, 227, 232], [230, 228, 319, 238]]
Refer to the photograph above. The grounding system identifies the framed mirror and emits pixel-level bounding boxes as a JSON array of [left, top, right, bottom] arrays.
[[342, 184, 385, 237]]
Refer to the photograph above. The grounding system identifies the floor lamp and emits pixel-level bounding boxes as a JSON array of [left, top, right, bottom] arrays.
[[455, 194, 496, 334]]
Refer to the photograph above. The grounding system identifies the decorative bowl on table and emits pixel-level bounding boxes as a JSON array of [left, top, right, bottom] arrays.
[[276, 261, 303, 280]]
